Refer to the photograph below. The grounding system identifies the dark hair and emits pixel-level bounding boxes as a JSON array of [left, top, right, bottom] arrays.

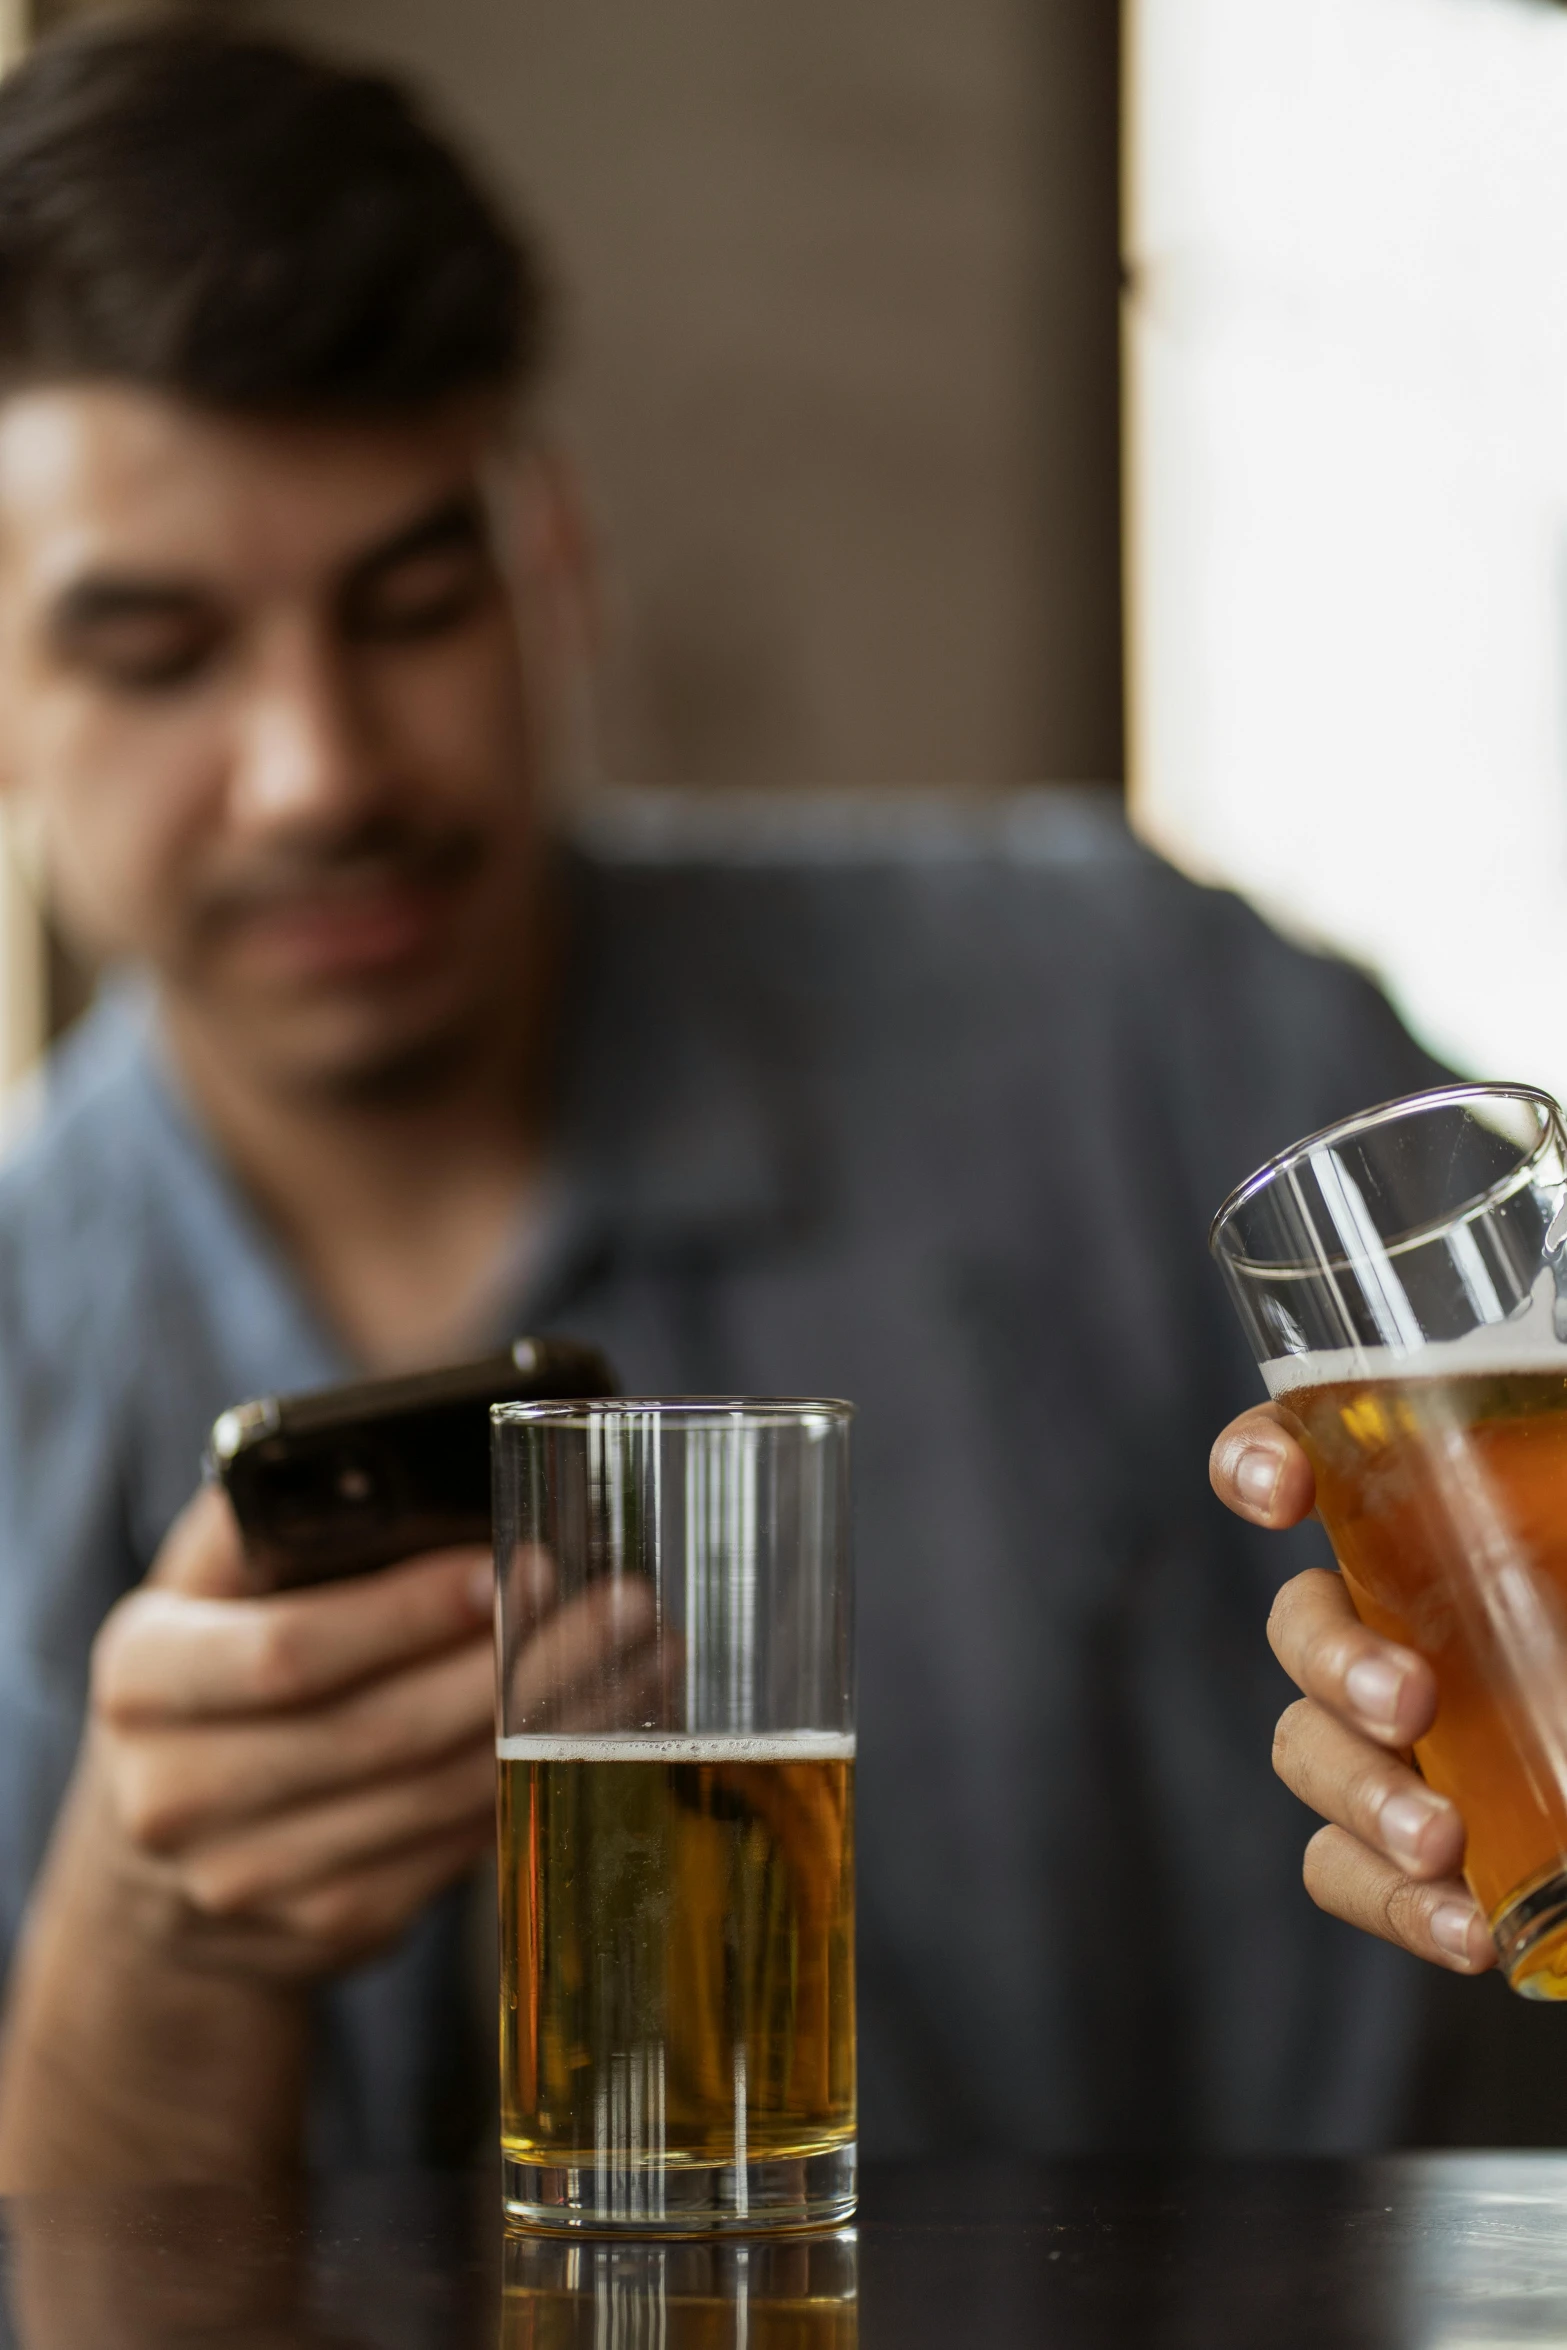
[[0, 23, 546, 415]]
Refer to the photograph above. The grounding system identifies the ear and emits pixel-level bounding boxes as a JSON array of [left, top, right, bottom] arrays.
[[491, 440, 602, 789], [530, 443, 601, 660], [493, 439, 601, 665]]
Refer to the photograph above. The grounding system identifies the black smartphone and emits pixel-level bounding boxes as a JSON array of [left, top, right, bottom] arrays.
[[207, 1335, 617, 1590]]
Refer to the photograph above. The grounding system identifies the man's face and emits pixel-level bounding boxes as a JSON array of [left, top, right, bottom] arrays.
[[0, 385, 561, 1094]]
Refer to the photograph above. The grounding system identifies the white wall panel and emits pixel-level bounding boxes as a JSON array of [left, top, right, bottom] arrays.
[[1128, 0, 1567, 1099]]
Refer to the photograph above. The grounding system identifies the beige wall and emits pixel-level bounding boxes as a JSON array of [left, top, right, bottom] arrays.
[[230, 0, 1123, 791]]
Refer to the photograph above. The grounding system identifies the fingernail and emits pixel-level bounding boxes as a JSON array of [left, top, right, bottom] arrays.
[[1379, 1787, 1449, 1868], [1431, 1899, 1483, 1966], [1235, 1444, 1283, 1514], [468, 1561, 495, 1617], [1345, 1653, 1406, 1733]]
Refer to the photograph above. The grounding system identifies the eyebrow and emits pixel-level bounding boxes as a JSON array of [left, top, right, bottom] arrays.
[[48, 577, 214, 644], [44, 486, 492, 651], [339, 489, 490, 597]]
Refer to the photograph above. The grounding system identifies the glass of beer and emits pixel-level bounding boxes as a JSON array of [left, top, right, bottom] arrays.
[[1212, 1083, 1567, 1997], [491, 1398, 856, 2234]]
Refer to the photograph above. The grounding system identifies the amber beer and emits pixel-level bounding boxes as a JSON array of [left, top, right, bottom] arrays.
[[498, 1732, 856, 2204], [1282, 1361, 1567, 1993]]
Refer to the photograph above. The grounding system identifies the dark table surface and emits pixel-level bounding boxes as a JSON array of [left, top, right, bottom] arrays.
[[4, 2155, 1567, 2346]]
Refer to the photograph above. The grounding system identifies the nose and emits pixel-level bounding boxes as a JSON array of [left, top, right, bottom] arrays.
[[227, 620, 386, 838]]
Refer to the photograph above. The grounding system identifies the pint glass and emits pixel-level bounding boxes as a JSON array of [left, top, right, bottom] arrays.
[[1212, 1084, 1567, 1996], [492, 1399, 856, 2233]]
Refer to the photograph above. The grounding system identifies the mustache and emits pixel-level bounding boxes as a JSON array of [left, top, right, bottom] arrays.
[[190, 818, 487, 928]]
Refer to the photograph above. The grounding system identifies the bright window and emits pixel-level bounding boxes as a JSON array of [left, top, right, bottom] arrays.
[[1127, 0, 1567, 1098]]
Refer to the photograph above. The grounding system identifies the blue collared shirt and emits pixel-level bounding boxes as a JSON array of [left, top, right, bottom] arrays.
[[0, 790, 1513, 2160]]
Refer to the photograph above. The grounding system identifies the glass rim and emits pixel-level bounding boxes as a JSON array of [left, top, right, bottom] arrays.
[[1208, 1080, 1563, 1265], [491, 1394, 855, 1430]]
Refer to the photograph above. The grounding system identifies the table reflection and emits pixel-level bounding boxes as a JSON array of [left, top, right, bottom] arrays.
[[2, 2184, 351, 2350], [500, 2230, 858, 2349], [1384, 2155, 1567, 2350], [0, 2177, 489, 2350], [3, 2158, 1567, 2349]]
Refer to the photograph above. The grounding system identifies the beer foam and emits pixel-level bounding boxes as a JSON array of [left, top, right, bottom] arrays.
[[1263, 1333, 1567, 1399], [496, 1731, 856, 1763]]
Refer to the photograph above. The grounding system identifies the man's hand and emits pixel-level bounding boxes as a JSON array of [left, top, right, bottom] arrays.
[[0, 1486, 665, 2189], [88, 1484, 496, 1979], [1210, 1406, 1494, 1977], [0, 1484, 497, 2188]]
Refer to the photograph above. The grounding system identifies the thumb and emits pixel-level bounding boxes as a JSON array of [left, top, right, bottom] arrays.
[[147, 1482, 251, 1599], [1209, 1405, 1317, 1529]]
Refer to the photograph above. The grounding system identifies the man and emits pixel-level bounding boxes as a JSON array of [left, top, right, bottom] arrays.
[[0, 23, 1520, 2186]]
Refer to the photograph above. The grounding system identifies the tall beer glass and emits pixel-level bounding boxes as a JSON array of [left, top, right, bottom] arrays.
[[1212, 1084, 1567, 1996], [492, 1398, 856, 2233]]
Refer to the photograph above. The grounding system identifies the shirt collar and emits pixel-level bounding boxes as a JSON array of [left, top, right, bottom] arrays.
[[99, 842, 811, 1352]]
